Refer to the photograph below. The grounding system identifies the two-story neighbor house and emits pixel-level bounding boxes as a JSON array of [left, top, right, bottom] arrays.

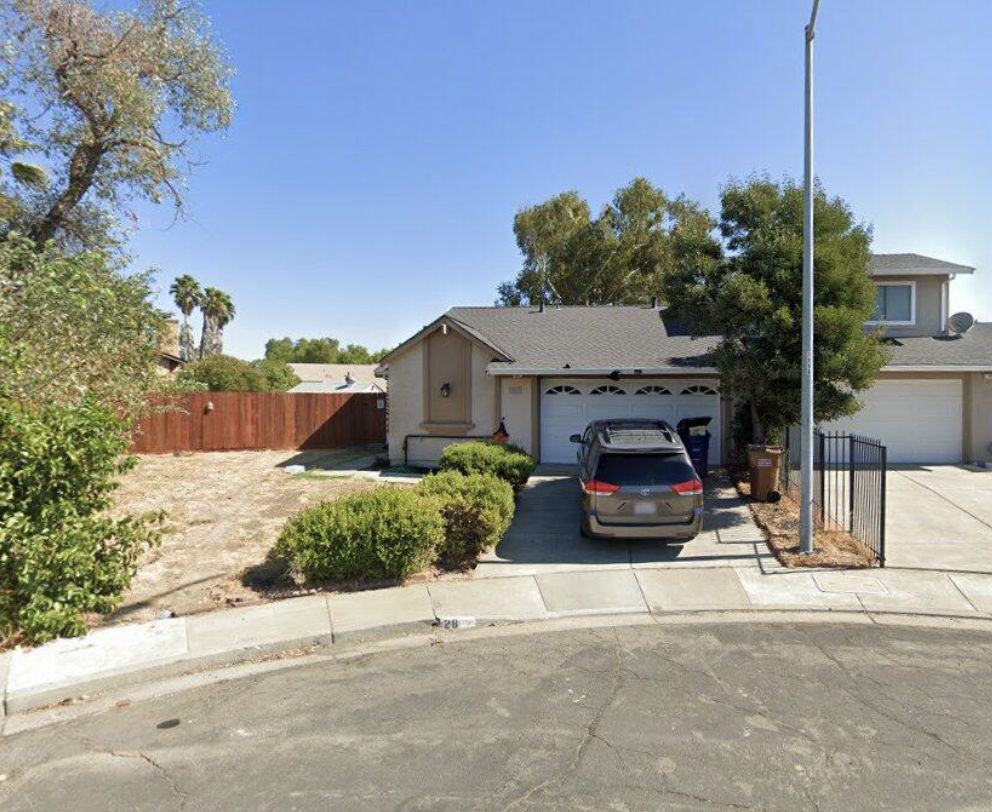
[[376, 253, 992, 467]]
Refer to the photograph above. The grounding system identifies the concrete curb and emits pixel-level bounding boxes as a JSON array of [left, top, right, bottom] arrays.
[[4, 564, 992, 720]]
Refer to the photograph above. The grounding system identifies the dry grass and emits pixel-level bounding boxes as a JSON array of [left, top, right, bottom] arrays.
[[104, 448, 392, 626], [737, 479, 875, 569]]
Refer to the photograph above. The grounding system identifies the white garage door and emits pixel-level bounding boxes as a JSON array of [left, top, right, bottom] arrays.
[[540, 378, 722, 465], [822, 379, 962, 464]]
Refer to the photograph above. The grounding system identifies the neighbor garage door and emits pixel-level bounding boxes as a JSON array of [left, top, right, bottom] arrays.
[[539, 378, 722, 464], [822, 379, 962, 464]]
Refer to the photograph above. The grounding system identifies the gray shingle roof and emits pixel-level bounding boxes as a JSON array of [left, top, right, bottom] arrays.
[[869, 253, 975, 276], [443, 306, 992, 371], [446, 306, 720, 370], [882, 323, 992, 367]]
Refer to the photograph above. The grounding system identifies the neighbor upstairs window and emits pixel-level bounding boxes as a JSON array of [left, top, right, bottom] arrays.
[[871, 283, 915, 325]]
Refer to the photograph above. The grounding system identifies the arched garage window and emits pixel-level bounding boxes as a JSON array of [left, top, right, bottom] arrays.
[[590, 385, 626, 395], [634, 385, 672, 395], [681, 385, 718, 395], [546, 385, 581, 395]]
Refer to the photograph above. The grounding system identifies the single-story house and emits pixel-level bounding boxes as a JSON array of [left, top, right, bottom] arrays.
[[375, 253, 992, 467], [288, 363, 386, 394]]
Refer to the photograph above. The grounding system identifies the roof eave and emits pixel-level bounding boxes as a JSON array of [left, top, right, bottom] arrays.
[[871, 266, 975, 277], [378, 312, 512, 367], [881, 364, 992, 372], [486, 364, 719, 376]]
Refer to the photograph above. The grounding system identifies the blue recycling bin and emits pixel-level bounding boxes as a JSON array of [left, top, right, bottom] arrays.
[[677, 417, 713, 478]]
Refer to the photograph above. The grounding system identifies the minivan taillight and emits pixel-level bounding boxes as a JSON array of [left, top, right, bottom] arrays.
[[582, 479, 620, 495], [670, 479, 703, 495]]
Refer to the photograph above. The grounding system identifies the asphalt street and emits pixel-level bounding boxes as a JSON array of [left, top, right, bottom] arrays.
[[2, 620, 992, 811]]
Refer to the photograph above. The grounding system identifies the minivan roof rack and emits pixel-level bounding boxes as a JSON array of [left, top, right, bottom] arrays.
[[595, 419, 682, 451]]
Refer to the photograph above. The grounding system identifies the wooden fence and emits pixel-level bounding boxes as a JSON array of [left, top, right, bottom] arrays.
[[130, 392, 387, 453]]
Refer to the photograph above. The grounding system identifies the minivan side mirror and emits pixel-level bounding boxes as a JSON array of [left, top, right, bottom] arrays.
[[569, 434, 582, 443]]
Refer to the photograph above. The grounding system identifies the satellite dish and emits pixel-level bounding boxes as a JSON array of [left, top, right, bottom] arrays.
[[949, 312, 975, 335]]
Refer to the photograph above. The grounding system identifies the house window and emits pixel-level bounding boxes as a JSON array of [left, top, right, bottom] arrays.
[[681, 385, 717, 395], [634, 385, 672, 395], [546, 385, 580, 395], [590, 385, 626, 395], [871, 282, 915, 325]]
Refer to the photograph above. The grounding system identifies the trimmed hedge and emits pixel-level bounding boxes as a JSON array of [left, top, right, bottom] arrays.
[[438, 442, 535, 489], [276, 487, 444, 582], [419, 471, 515, 562]]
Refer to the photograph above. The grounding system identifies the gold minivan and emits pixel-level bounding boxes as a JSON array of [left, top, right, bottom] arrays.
[[571, 419, 704, 540]]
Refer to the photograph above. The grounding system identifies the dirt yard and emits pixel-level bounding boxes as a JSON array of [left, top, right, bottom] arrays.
[[105, 447, 391, 626], [737, 479, 874, 569]]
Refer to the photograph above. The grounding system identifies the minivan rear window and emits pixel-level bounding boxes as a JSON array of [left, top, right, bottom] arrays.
[[594, 453, 696, 486]]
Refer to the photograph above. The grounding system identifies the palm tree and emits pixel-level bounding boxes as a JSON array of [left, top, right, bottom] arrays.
[[169, 275, 202, 361], [199, 287, 236, 358]]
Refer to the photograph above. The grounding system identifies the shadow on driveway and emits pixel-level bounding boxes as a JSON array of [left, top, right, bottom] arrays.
[[475, 470, 769, 577]]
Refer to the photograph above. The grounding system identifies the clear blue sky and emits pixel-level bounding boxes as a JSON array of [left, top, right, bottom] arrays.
[[129, 0, 992, 360]]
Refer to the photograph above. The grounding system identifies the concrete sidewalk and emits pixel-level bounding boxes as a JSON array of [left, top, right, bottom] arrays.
[[4, 563, 992, 720]]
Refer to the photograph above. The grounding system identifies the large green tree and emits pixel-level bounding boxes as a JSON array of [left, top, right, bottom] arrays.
[[497, 178, 720, 306], [177, 355, 299, 392], [264, 337, 389, 365], [0, 234, 166, 417], [0, 235, 164, 642], [0, 0, 233, 250], [662, 177, 887, 445]]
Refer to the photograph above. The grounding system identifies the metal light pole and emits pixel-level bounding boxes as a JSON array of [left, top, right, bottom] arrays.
[[799, 0, 821, 556]]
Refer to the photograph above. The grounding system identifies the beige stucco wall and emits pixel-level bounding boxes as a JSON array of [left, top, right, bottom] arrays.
[[386, 332, 502, 466], [385, 340, 425, 464], [471, 343, 499, 440], [966, 372, 992, 462], [499, 377, 536, 456], [874, 274, 948, 337]]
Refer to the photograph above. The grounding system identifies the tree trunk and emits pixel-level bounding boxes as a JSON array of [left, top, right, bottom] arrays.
[[199, 315, 214, 359], [179, 320, 195, 362], [199, 316, 223, 358], [29, 141, 104, 247], [750, 399, 766, 447]]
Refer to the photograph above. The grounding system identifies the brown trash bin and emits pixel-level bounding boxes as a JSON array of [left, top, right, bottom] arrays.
[[748, 445, 784, 501]]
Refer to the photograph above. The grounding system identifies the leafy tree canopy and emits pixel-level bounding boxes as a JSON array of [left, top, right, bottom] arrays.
[[0, 235, 166, 643], [0, 0, 234, 250], [0, 234, 167, 419], [264, 337, 389, 365], [662, 177, 887, 444], [497, 178, 720, 306], [251, 358, 302, 392], [177, 354, 300, 392]]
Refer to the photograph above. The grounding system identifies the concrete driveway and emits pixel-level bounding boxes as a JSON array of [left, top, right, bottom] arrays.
[[886, 466, 992, 572], [476, 467, 771, 578]]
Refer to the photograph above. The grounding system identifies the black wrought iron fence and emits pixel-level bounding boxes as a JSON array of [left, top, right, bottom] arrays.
[[781, 428, 887, 566]]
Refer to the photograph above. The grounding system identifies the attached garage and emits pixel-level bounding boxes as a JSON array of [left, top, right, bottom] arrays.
[[539, 378, 722, 464], [823, 378, 963, 464]]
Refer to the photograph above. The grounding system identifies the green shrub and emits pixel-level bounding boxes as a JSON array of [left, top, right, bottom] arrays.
[[419, 471, 515, 562], [176, 354, 300, 392], [0, 397, 162, 644], [438, 442, 535, 489], [276, 487, 444, 582]]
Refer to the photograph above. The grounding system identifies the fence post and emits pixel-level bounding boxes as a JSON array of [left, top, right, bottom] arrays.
[[879, 444, 887, 567], [781, 428, 789, 492], [817, 430, 826, 526], [849, 434, 855, 533]]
